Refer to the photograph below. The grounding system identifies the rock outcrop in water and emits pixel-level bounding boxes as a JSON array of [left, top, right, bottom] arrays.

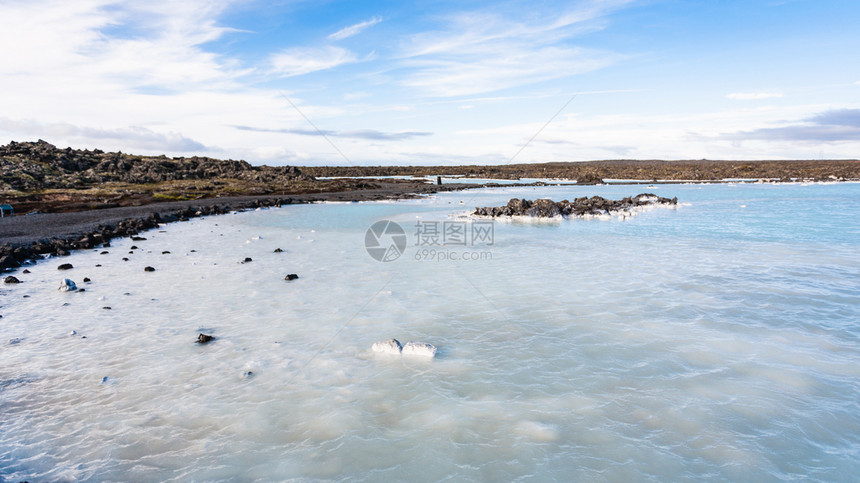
[[371, 338, 437, 358], [372, 338, 403, 355], [474, 193, 678, 218]]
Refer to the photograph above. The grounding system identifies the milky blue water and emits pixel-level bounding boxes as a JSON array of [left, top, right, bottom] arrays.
[[1, 182, 858, 481]]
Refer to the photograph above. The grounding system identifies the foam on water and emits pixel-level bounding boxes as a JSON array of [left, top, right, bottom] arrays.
[[1, 183, 859, 481]]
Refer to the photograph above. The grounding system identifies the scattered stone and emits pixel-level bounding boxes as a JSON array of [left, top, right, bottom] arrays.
[[122, 258, 129, 262], [190, 249, 197, 252], [58, 263, 74, 270], [274, 248, 284, 253], [284, 273, 299, 281], [95, 264, 102, 267], [144, 266, 156, 272], [131, 236, 147, 241], [100, 251, 109, 255], [4, 276, 21, 284], [242, 371, 254, 379], [58, 279, 77, 292], [130, 245, 138, 250], [128, 251, 134, 254], [402, 342, 437, 358], [162, 251, 171, 254], [243, 257, 253, 263], [372, 338, 403, 355], [83, 277, 91, 283], [103, 306, 111, 310], [22, 269, 31, 274], [77, 288, 86, 292], [196, 333, 215, 344], [22, 294, 30, 298]]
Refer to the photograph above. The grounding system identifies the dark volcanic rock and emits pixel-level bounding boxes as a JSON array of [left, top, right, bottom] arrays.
[[196, 333, 215, 344], [0, 140, 309, 191], [474, 193, 678, 218], [273, 248, 284, 253], [4, 276, 21, 284], [284, 274, 299, 281], [58, 263, 74, 270], [144, 266, 155, 272], [243, 257, 252, 263]]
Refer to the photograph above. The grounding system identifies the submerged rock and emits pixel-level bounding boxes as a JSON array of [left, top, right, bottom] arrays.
[[372, 338, 403, 355], [196, 333, 215, 344], [58, 279, 77, 292], [58, 263, 74, 270], [401, 342, 437, 358], [3, 276, 21, 284]]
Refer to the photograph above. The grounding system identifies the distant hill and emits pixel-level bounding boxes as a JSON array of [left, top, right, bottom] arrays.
[[300, 158, 860, 182], [0, 140, 310, 192]]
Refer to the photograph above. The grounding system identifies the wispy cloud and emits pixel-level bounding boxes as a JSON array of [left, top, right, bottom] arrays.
[[328, 16, 382, 41], [396, 2, 630, 97], [726, 92, 784, 100], [269, 46, 359, 77], [723, 108, 860, 142], [234, 125, 432, 141]]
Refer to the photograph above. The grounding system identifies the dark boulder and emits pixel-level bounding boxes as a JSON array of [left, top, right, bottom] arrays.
[[4, 276, 21, 284], [144, 266, 155, 272], [284, 274, 299, 281], [196, 333, 215, 344], [58, 263, 73, 270]]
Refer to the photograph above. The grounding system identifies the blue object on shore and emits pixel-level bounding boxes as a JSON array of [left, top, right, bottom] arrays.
[[0, 204, 13, 218]]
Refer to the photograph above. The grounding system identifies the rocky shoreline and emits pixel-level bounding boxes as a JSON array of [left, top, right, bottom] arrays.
[[474, 193, 678, 218], [0, 181, 483, 273]]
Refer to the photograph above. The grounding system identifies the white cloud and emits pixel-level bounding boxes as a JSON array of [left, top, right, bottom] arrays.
[[726, 92, 784, 100], [396, 3, 628, 97], [328, 16, 382, 41], [269, 46, 359, 77], [0, 118, 207, 152]]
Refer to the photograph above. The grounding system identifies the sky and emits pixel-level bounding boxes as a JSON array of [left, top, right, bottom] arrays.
[[1, 0, 859, 166]]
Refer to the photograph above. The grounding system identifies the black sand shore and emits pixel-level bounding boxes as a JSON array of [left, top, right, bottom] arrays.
[[1, 181, 484, 271]]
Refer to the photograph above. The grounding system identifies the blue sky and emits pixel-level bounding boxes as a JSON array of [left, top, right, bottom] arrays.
[[1, 0, 858, 165]]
